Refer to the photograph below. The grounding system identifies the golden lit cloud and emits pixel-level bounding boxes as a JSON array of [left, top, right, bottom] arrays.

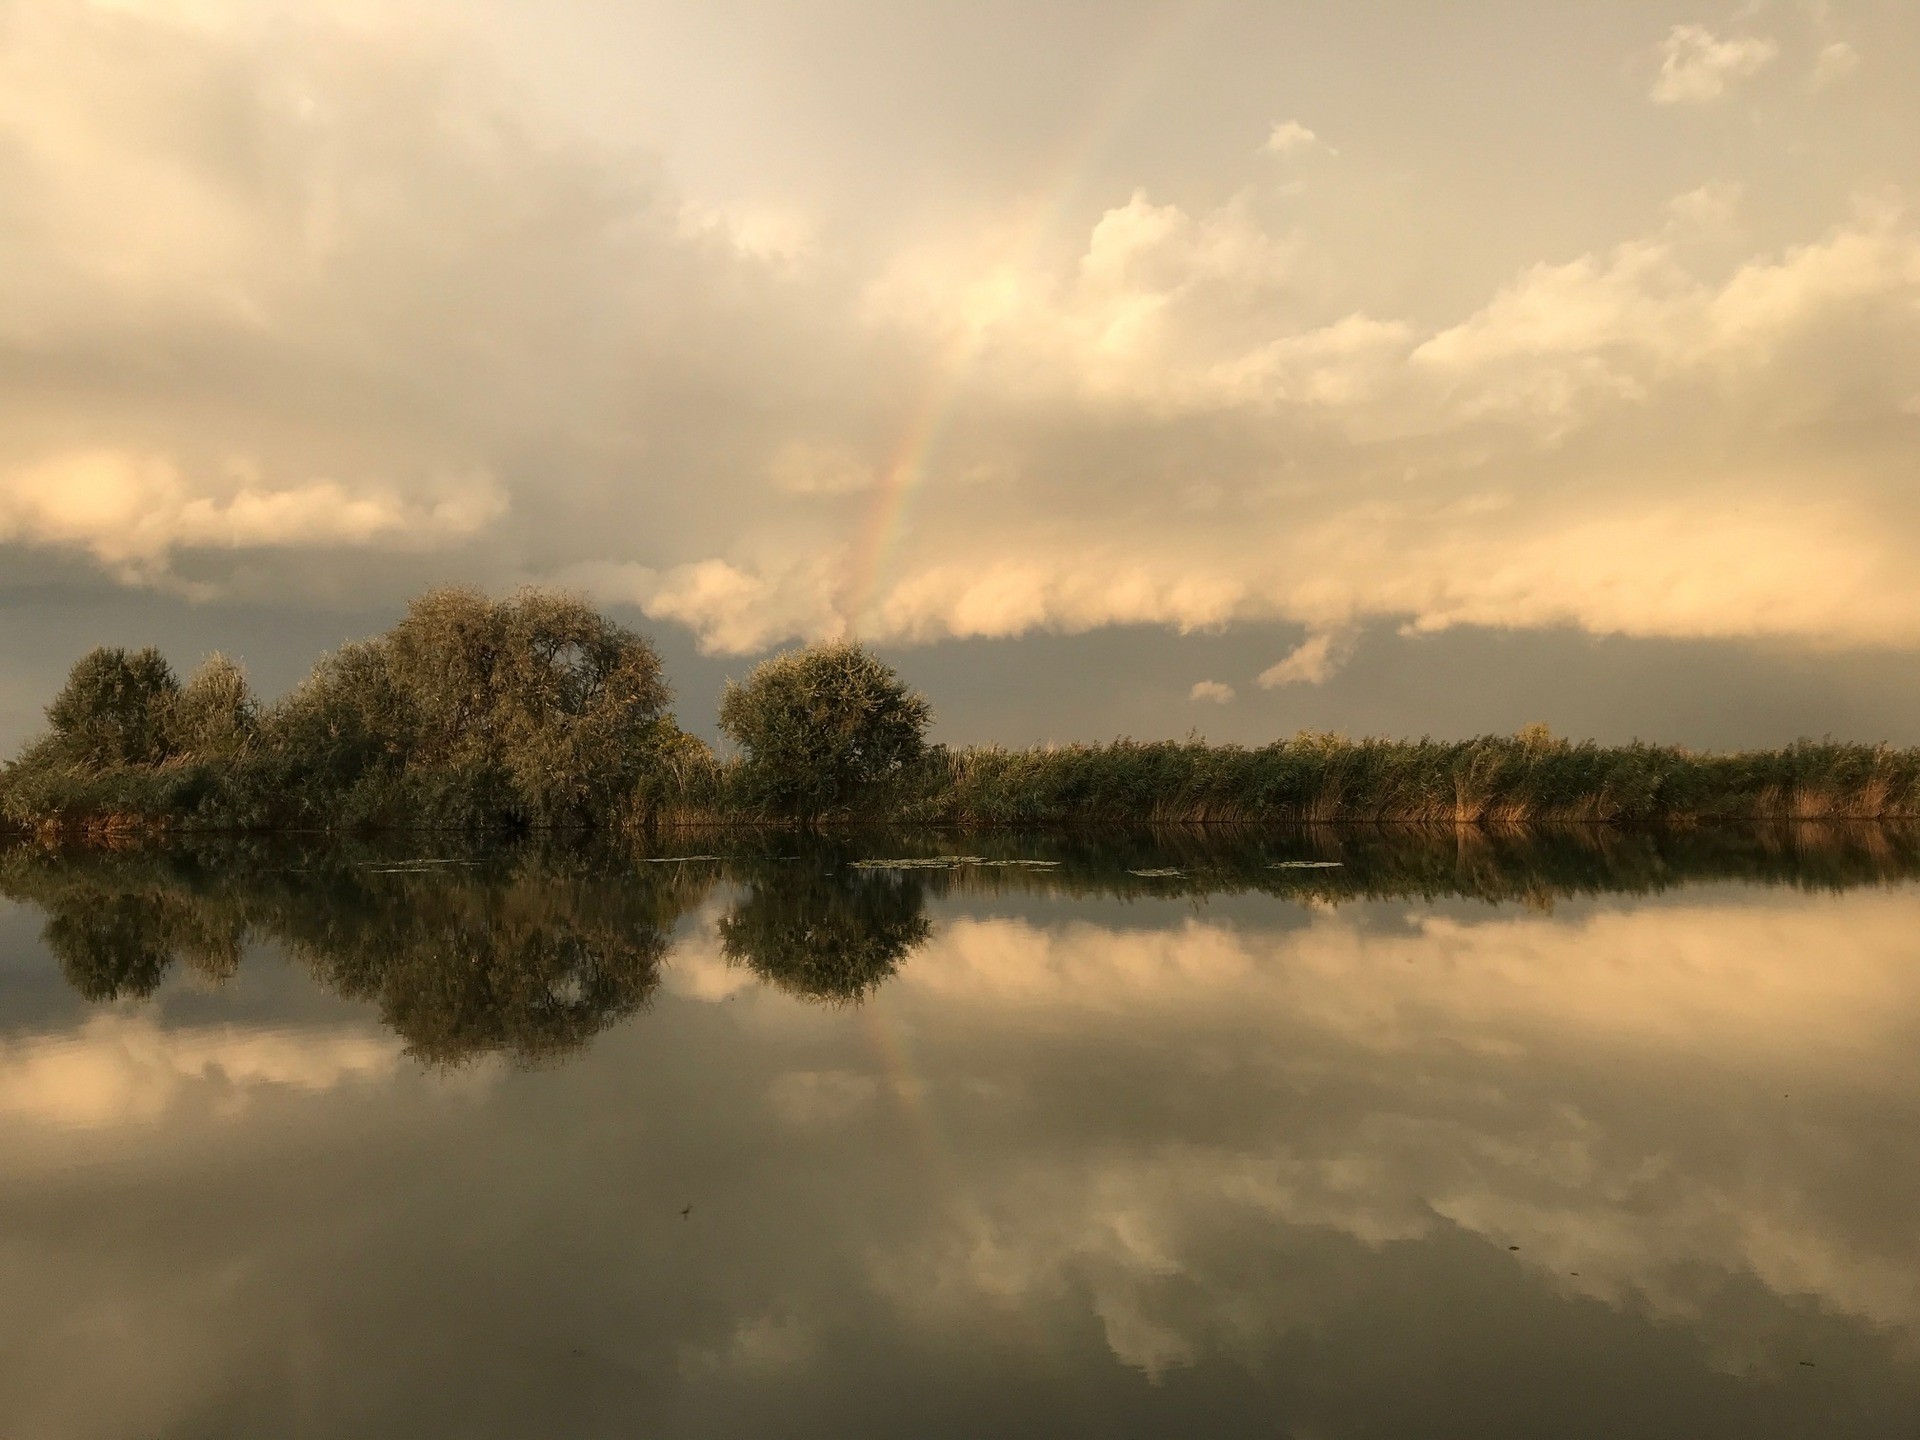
[[1650, 24, 1779, 106], [0, 450, 505, 586], [1, 0, 1917, 679]]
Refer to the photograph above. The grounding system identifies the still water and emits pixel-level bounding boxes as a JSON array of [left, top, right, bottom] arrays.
[[1, 828, 1918, 1438]]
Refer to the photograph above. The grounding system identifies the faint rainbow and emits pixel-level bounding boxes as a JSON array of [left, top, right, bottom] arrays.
[[860, 995, 960, 1197], [839, 0, 1216, 636]]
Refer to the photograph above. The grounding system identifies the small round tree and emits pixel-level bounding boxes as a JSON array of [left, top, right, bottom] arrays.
[[45, 646, 180, 767], [718, 642, 931, 819]]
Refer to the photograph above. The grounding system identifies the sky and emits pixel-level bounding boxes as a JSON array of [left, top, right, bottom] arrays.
[[3, 0, 1920, 752]]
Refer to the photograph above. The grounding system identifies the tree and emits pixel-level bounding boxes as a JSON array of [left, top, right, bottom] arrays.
[[718, 642, 931, 819], [170, 653, 258, 759], [44, 646, 180, 767], [263, 586, 682, 827]]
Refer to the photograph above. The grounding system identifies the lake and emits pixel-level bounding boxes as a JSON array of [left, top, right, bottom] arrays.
[[2, 827, 1918, 1438]]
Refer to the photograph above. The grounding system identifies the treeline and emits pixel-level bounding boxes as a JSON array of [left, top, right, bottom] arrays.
[[4, 585, 1920, 833]]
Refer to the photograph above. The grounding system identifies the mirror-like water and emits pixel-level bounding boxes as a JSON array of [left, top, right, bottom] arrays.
[[2, 828, 1918, 1438]]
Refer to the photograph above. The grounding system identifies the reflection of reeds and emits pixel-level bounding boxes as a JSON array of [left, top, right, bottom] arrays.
[[7, 823, 1919, 1059]]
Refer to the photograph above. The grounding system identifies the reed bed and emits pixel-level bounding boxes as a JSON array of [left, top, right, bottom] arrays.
[[7, 732, 1920, 835]]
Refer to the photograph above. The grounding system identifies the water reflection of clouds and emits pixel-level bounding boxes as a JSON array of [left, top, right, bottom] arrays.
[[0, 1014, 404, 1129], [846, 890, 1920, 1369], [607, 885, 1920, 1365], [0, 872, 1917, 1433], [898, 893, 1920, 1068]]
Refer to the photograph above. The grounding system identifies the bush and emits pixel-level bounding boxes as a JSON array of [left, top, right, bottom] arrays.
[[170, 653, 258, 759], [718, 642, 932, 819], [43, 646, 180, 767]]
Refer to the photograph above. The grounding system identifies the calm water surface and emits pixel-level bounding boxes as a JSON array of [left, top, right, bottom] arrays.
[[1, 828, 1918, 1438]]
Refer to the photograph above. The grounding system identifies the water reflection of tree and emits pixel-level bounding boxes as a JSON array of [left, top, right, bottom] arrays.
[[37, 880, 244, 1000], [289, 859, 703, 1065], [3, 843, 713, 1065], [718, 863, 930, 1002], [14, 822, 1920, 1045]]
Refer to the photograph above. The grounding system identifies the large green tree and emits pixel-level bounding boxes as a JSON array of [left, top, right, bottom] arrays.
[[265, 586, 685, 826]]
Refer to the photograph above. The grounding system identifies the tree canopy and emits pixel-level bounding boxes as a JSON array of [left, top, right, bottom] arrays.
[[718, 642, 931, 818]]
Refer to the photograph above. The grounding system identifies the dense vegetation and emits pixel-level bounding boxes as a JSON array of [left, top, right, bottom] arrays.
[[5, 586, 1920, 833]]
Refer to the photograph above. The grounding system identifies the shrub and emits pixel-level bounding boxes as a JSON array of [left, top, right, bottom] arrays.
[[718, 642, 932, 819], [170, 654, 258, 760], [44, 646, 180, 767]]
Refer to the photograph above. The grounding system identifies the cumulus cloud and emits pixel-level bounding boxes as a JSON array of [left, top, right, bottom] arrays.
[[1649, 24, 1779, 105], [1263, 119, 1320, 156], [616, 187, 1920, 653], [1256, 632, 1352, 688], [1188, 680, 1234, 704], [1814, 40, 1861, 89], [0, 449, 503, 586]]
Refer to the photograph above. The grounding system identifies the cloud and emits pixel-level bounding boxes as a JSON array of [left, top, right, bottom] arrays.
[[0, 449, 503, 587], [563, 556, 845, 655], [767, 440, 875, 497], [1257, 632, 1352, 688], [625, 190, 1920, 656], [3, 3, 1920, 673], [1813, 40, 1861, 88], [1649, 25, 1779, 105], [1263, 120, 1320, 157], [1188, 680, 1234, 704], [1665, 180, 1743, 234]]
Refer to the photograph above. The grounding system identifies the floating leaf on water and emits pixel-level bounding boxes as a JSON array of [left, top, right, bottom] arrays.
[[361, 861, 483, 873], [850, 856, 1060, 871], [851, 856, 985, 869]]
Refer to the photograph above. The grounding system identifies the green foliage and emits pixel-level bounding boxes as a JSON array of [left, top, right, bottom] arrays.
[[43, 646, 180, 768], [260, 586, 684, 828], [169, 653, 258, 759], [0, 587, 703, 834], [903, 732, 1920, 827], [7, 593, 1920, 834], [719, 642, 932, 818]]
